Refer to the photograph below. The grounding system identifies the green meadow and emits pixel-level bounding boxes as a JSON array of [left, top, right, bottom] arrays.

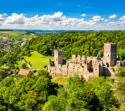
[[18, 51, 53, 70], [52, 76, 69, 85]]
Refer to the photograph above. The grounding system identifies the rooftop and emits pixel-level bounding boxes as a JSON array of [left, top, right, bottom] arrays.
[[18, 69, 31, 76]]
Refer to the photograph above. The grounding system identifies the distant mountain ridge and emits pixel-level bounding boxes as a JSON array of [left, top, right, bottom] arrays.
[[0, 29, 112, 34]]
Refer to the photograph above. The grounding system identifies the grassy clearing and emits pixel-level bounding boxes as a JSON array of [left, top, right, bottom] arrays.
[[23, 51, 53, 70], [17, 61, 24, 69], [52, 76, 69, 85]]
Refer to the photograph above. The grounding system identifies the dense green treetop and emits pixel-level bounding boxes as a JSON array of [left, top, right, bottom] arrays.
[[1, 31, 125, 69], [0, 70, 58, 111], [24, 31, 125, 59]]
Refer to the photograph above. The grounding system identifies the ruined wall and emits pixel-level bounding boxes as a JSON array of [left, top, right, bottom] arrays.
[[48, 55, 101, 80], [48, 43, 118, 80]]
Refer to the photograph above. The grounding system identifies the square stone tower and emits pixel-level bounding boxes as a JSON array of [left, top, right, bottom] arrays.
[[104, 43, 117, 66], [54, 50, 63, 67]]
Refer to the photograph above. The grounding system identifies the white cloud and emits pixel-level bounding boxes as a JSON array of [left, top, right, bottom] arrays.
[[109, 14, 117, 19], [92, 16, 104, 22], [119, 15, 125, 20], [0, 13, 7, 21], [119, 15, 125, 26], [4, 13, 26, 24], [0, 12, 125, 30], [104, 19, 108, 22], [81, 14, 86, 17]]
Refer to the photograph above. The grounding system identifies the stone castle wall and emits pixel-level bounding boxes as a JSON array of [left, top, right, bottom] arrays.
[[48, 55, 101, 80], [48, 43, 121, 80]]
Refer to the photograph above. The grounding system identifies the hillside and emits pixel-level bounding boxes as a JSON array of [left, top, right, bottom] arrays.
[[1, 31, 125, 68], [24, 31, 125, 60], [0, 31, 125, 110]]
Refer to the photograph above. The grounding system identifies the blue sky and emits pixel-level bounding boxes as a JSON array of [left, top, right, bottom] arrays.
[[0, 0, 125, 30], [1, 0, 125, 16]]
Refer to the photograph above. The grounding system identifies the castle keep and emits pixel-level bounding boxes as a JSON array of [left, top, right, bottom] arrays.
[[48, 43, 122, 80], [103, 43, 117, 66]]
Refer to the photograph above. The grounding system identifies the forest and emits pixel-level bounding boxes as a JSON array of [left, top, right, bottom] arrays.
[[1, 31, 125, 67], [0, 31, 125, 110], [0, 69, 125, 111], [23, 31, 125, 60]]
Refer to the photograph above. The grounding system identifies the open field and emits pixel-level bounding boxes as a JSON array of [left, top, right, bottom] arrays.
[[0, 31, 37, 40], [23, 51, 53, 70], [52, 76, 69, 85]]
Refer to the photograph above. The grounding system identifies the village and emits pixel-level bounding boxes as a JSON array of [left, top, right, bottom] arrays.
[[0, 32, 36, 81]]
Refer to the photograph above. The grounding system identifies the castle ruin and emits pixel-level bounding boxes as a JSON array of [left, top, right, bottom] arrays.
[[48, 43, 124, 80]]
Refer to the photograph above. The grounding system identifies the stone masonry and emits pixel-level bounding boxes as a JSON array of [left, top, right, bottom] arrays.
[[48, 43, 124, 80]]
